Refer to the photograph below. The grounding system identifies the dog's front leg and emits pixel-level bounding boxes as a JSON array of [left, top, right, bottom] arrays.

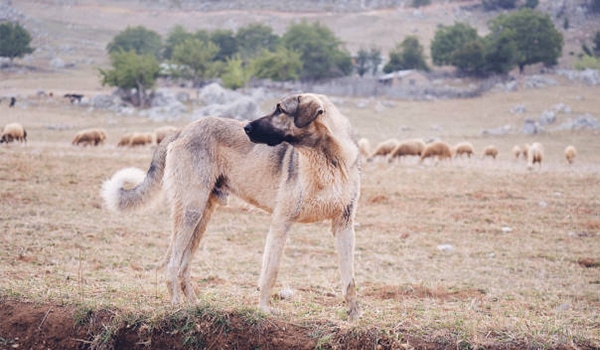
[[258, 218, 292, 314], [332, 218, 361, 322]]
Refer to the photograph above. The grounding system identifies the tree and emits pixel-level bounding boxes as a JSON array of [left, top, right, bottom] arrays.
[[210, 29, 238, 62], [221, 56, 250, 90], [171, 38, 219, 86], [355, 48, 370, 77], [489, 9, 563, 73], [482, 0, 517, 11], [235, 23, 280, 60], [99, 50, 160, 107], [281, 21, 352, 81], [482, 29, 518, 74], [593, 31, 600, 56], [430, 22, 479, 67], [368, 48, 382, 75], [0, 22, 34, 62], [451, 40, 486, 74], [163, 25, 193, 60], [107, 26, 162, 59], [251, 47, 303, 82]]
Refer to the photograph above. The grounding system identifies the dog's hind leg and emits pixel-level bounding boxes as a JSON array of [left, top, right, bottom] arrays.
[[258, 217, 293, 314], [165, 193, 216, 304], [332, 216, 361, 322]]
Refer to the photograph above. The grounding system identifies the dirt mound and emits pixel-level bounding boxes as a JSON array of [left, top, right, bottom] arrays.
[[0, 299, 413, 350]]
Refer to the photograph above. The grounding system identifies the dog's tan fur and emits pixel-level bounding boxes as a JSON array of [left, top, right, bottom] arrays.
[[102, 93, 361, 320]]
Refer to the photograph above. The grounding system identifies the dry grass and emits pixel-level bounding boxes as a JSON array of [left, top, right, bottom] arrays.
[[1, 83, 599, 348]]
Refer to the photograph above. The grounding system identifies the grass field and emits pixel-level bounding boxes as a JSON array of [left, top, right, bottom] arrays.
[[1, 82, 599, 349]]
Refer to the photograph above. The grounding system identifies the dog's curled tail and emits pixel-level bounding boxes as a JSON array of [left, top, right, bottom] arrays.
[[101, 132, 177, 213]]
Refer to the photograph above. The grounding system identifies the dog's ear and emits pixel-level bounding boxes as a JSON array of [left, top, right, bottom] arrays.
[[283, 95, 325, 128]]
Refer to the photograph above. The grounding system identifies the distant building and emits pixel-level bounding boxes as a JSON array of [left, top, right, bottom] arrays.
[[378, 69, 429, 87]]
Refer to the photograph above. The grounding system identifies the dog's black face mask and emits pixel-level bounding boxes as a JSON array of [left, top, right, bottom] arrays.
[[244, 95, 323, 147]]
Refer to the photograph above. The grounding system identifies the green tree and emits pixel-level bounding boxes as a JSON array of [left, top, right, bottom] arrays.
[[235, 23, 280, 60], [99, 50, 160, 107], [107, 26, 162, 59], [251, 47, 303, 82], [221, 56, 250, 90], [593, 31, 600, 56], [355, 48, 370, 77], [489, 9, 563, 73], [482, 29, 518, 74], [482, 0, 517, 10], [522, 0, 539, 9], [368, 48, 382, 75], [210, 29, 238, 62], [0, 22, 34, 62], [450, 40, 486, 74], [430, 22, 479, 66], [171, 38, 219, 86], [163, 25, 193, 60], [282, 20, 352, 81]]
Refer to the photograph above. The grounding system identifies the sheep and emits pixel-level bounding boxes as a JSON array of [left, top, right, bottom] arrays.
[[72, 128, 107, 146], [1, 122, 27, 143], [368, 138, 399, 161], [357, 137, 371, 158], [482, 145, 498, 159], [117, 133, 133, 147], [129, 132, 154, 146], [527, 142, 544, 170], [419, 140, 452, 163], [564, 145, 576, 165], [521, 143, 530, 160], [453, 141, 474, 158], [154, 125, 179, 145], [512, 145, 521, 159], [389, 138, 426, 162]]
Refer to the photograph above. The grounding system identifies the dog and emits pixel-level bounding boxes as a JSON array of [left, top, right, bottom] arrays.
[[101, 93, 361, 320]]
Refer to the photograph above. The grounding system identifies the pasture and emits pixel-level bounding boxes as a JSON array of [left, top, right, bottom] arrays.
[[1, 83, 599, 349]]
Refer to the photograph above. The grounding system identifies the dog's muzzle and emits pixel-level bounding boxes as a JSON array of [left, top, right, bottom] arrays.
[[244, 121, 285, 146]]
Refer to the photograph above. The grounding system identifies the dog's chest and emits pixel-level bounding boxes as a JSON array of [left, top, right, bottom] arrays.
[[295, 177, 354, 222]]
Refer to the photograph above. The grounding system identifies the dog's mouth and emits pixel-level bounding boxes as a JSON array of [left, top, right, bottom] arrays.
[[244, 122, 286, 146]]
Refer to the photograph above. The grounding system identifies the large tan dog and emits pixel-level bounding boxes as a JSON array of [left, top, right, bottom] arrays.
[[101, 93, 362, 320]]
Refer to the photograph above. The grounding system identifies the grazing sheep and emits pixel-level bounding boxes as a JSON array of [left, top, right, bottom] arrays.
[[482, 145, 498, 159], [564, 145, 576, 164], [512, 145, 521, 159], [453, 141, 474, 158], [420, 140, 452, 163], [527, 142, 544, 170], [1, 122, 27, 143], [357, 137, 371, 158], [521, 143, 530, 160], [389, 138, 426, 162], [117, 133, 133, 147], [72, 128, 107, 146], [154, 126, 179, 145], [368, 138, 399, 161], [130, 132, 154, 146]]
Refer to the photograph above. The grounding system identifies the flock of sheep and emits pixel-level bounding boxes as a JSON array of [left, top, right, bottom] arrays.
[[359, 137, 577, 170], [0, 122, 578, 170], [0, 122, 179, 148]]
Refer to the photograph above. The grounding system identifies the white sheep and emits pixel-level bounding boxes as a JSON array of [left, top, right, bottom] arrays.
[[368, 138, 399, 161], [420, 140, 452, 163], [512, 145, 521, 159], [453, 141, 474, 158], [482, 145, 498, 159], [564, 145, 576, 165], [357, 137, 371, 159], [1, 123, 27, 143], [389, 138, 426, 162], [527, 142, 544, 170], [72, 128, 107, 146], [154, 125, 179, 145]]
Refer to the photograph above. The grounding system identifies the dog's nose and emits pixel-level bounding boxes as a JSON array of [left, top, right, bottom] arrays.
[[243, 123, 253, 135]]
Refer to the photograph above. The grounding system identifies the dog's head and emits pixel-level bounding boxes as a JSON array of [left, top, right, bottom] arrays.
[[244, 94, 324, 147]]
